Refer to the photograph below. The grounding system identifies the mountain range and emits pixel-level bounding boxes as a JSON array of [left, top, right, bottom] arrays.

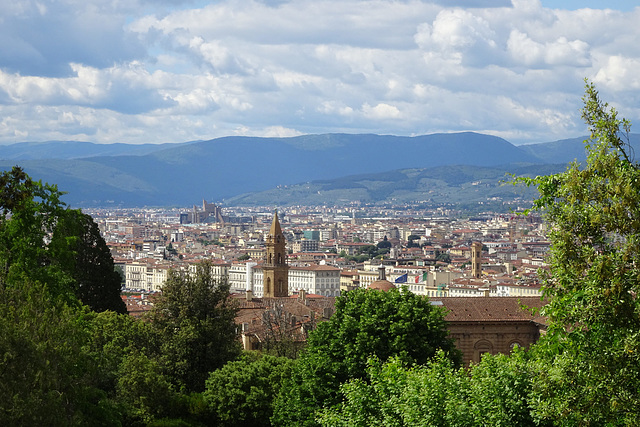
[[1, 132, 638, 208]]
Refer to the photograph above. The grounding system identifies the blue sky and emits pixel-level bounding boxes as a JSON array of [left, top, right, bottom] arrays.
[[541, 1, 638, 11], [0, 0, 638, 145]]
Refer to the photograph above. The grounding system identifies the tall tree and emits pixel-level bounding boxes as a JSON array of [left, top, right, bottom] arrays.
[[49, 209, 127, 313], [518, 81, 640, 424], [272, 287, 460, 426], [147, 260, 241, 392]]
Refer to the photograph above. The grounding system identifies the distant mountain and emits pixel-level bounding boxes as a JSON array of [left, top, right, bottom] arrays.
[[0, 131, 617, 208], [519, 133, 640, 163], [225, 163, 568, 208], [0, 140, 195, 160]]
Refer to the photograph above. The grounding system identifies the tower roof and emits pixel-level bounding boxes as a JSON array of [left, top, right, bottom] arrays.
[[269, 210, 283, 236]]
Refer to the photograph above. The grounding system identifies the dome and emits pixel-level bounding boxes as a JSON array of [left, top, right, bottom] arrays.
[[368, 279, 396, 292], [367, 264, 396, 291]]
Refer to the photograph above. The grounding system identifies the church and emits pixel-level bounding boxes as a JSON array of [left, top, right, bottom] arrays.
[[262, 210, 289, 298]]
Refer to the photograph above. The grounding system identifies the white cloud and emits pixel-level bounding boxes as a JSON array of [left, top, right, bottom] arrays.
[[362, 103, 401, 120], [594, 56, 640, 91], [507, 30, 590, 67], [0, 0, 638, 145]]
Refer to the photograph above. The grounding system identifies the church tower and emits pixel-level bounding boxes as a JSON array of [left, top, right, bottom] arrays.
[[471, 241, 483, 279], [263, 210, 289, 297]]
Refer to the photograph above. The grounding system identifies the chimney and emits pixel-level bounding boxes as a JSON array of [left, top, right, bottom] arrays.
[[246, 290, 253, 301], [299, 289, 306, 302]]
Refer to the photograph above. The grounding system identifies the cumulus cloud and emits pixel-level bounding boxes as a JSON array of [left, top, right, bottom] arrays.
[[0, 0, 639, 145]]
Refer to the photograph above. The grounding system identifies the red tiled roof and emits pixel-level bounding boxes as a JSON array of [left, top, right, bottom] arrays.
[[431, 297, 546, 323]]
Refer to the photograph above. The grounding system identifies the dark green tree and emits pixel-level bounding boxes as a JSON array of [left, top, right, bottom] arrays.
[[407, 234, 420, 248], [0, 283, 121, 425], [376, 236, 392, 249], [50, 209, 127, 313], [517, 81, 640, 424], [204, 353, 294, 426], [272, 287, 460, 426], [147, 260, 241, 392]]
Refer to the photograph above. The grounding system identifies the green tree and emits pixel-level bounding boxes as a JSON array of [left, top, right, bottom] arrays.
[[318, 353, 471, 427], [436, 251, 451, 263], [407, 235, 420, 248], [147, 260, 241, 392], [272, 287, 460, 426], [0, 167, 125, 312], [376, 236, 392, 249], [518, 81, 640, 424], [0, 282, 121, 425], [49, 209, 127, 313], [204, 353, 295, 426], [318, 349, 536, 427], [0, 167, 73, 301]]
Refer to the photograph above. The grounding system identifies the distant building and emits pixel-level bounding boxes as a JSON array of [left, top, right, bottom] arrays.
[[182, 199, 224, 224], [290, 239, 320, 253], [432, 297, 547, 365], [303, 230, 320, 241]]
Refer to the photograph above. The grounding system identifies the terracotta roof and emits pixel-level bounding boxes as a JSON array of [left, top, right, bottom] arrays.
[[431, 297, 547, 323]]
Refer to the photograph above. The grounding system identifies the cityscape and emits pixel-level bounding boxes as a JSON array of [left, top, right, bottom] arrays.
[[2, 0, 640, 424]]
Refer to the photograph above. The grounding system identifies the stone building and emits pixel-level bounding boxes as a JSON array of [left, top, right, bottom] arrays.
[[432, 296, 547, 365]]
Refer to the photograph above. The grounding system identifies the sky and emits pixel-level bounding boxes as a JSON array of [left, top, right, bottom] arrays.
[[0, 0, 638, 146]]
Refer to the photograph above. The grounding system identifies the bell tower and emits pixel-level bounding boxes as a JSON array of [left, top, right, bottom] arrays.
[[263, 210, 289, 297]]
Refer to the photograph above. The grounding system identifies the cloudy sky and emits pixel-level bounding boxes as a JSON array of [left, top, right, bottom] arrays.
[[0, 0, 638, 145]]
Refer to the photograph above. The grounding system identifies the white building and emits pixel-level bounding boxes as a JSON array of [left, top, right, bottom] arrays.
[[288, 265, 341, 297], [234, 262, 341, 298]]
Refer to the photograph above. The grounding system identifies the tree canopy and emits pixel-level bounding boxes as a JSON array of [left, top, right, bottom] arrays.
[[50, 209, 127, 313], [146, 260, 241, 392], [272, 287, 460, 426], [204, 353, 295, 426], [0, 167, 125, 312]]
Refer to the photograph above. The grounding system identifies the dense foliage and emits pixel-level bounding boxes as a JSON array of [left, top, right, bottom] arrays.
[[50, 209, 127, 313], [0, 166, 125, 312], [318, 350, 537, 427], [271, 287, 460, 426], [146, 261, 241, 393], [204, 353, 294, 426]]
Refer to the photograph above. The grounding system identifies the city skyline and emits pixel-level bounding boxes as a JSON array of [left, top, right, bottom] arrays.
[[1, 0, 639, 146]]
